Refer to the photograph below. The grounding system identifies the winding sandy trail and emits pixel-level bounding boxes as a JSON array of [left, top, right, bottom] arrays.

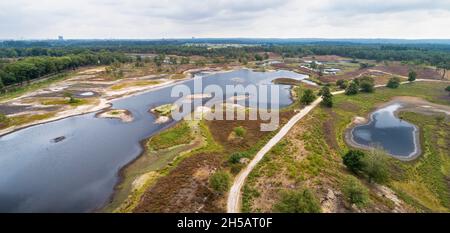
[[227, 89, 343, 213], [226, 79, 449, 213]]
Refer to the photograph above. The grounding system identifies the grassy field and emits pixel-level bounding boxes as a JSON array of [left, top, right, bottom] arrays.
[[242, 81, 450, 212], [389, 112, 450, 212]]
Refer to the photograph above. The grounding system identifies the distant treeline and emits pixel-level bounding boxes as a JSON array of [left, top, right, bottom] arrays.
[[1, 40, 449, 88], [0, 51, 131, 88]]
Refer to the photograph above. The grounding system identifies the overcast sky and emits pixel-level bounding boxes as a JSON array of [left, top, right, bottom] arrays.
[[1, 0, 449, 39]]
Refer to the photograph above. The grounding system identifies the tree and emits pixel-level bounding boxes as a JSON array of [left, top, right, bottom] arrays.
[[0, 113, 8, 125], [254, 54, 263, 61], [336, 79, 348, 89], [359, 76, 375, 93], [180, 57, 190, 64], [274, 189, 321, 213], [228, 152, 247, 164], [386, 77, 401, 88], [0, 76, 4, 91], [342, 176, 370, 207], [343, 150, 366, 173], [345, 81, 359, 95], [300, 89, 316, 105], [321, 86, 333, 107], [310, 61, 318, 69], [445, 85, 450, 95], [209, 171, 231, 194], [408, 70, 417, 82], [362, 149, 389, 184]]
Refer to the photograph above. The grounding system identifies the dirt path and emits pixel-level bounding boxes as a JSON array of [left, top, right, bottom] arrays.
[[226, 79, 449, 213]]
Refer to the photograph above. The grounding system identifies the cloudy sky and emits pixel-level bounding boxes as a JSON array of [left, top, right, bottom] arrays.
[[1, 0, 449, 39]]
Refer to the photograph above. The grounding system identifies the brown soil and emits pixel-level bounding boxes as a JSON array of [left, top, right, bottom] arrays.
[[133, 152, 224, 213]]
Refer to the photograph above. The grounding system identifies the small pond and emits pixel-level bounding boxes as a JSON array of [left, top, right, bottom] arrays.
[[350, 103, 419, 158]]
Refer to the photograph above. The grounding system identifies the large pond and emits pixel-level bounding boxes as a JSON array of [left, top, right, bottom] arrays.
[[0, 69, 309, 212], [350, 103, 419, 158]]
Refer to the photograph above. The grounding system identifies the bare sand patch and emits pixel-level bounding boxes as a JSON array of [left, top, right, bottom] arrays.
[[96, 109, 133, 122]]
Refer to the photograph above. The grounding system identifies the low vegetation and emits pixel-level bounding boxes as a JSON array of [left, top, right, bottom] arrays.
[[147, 121, 194, 150], [300, 89, 316, 105], [209, 170, 231, 194], [386, 77, 401, 88], [243, 81, 450, 213], [233, 126, 247, 137], [342, 176, 370, 208], [274, 189, 322, 213]]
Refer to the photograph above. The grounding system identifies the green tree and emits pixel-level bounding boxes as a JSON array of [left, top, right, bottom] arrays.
[[228, 152, 247, 164], [233, 126, 246, 137], [300, 89, 316, 105], [254, 54, 263, 61], [445, 85, 450, 95], [362, 149, 390, 184], [343, 150, 366, 173], [180, 57, 190, 64], [345, 81, 359, 95], [386, 77, 401, 88], [359, 76, 375, 93], [274, 189, 321, 213], [320, 86, 333, 107], [336, 79, 348, 89], [209, 171, 231, 194], [342, 176, 370, 207], [408, 70, 417, 82], [0, 76, 4, 91]]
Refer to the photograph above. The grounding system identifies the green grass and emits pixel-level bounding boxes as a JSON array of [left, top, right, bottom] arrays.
[[0, 113, 56, 130], [148, 121, 194, 150], [41, 98, 89, 106]]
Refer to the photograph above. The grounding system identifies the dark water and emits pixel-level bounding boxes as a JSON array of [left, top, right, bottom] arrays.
[[0, 69, 308, 212], [351, 103, 418, 157]]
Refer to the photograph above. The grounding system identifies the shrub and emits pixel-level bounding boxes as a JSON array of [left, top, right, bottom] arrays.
[[342, 176, 370, 207], [336, 79, 348, 89], [445, 85, 450, 94], [345, 82, 359, 95], [408, 70, 417, 82], [359, 76, 375, 93], [209, 170, 231, 194], [300, 89, 316, 105], [228, 152, 247, 164], [343, 150, 366, 173], [0, 113, 8, 124], [274, 189, 322, 213], [386, 77, 401, 88], [362, 149, 390, 184], [320, 86, 333, 107], [233, 126, 246, 137]]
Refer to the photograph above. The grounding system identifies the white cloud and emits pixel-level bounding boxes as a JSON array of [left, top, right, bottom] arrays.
[[0, 0, 449, 39]]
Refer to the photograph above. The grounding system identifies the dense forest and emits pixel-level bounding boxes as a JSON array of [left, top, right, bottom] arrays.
[[1, 39, 449, 89]]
